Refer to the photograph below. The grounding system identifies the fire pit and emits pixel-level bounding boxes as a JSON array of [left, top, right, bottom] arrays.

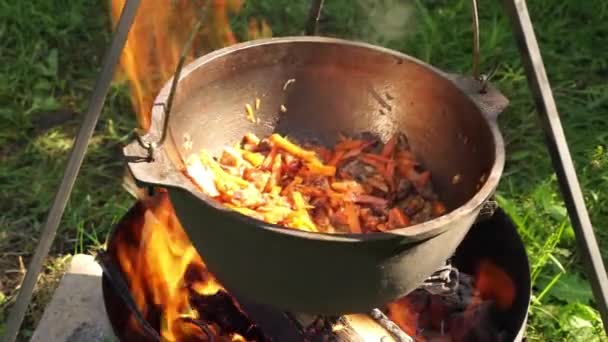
[[99, 192, 530, 341]]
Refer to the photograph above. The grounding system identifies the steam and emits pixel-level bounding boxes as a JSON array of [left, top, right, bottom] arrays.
[[357, 0, 417, 43]]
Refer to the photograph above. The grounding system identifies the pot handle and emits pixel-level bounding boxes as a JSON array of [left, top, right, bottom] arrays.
[[445, 73, 510, 121], [306, 0, 489, 90]]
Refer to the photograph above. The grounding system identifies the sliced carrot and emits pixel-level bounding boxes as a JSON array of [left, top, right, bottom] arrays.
[[432, 201, 447, 216]]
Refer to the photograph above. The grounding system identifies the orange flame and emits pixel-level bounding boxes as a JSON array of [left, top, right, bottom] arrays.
[[109, 0, 269, 131], [114, 192, 239, 341]]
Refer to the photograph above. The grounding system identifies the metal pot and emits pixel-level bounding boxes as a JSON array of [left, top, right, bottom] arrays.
[[124, 36, 508, 314]]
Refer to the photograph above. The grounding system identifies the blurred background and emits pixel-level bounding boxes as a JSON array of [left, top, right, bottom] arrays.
[[1, 0, 607, 340]]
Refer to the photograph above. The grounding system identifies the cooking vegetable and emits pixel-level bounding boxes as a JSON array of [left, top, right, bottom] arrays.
[[187, 132, 447, 234]]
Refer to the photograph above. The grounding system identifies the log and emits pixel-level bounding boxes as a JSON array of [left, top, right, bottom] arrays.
[[233, 296, 410, 342]]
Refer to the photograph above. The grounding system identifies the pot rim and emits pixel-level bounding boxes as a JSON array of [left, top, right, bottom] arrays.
[[146, 36, 506, 243]]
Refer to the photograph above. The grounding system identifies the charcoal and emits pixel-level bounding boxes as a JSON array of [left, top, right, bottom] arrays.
[[189, 289, 267, 341]]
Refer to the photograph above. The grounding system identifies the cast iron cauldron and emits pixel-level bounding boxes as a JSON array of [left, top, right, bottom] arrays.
[[124, 36, 508, 315]]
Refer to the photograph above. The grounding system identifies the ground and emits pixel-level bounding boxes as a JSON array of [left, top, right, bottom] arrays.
[[1, 0, 607, 341]]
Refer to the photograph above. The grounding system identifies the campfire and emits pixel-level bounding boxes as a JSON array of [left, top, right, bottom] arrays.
[[102, 1, 530, 341], [101, 191, 526, 341]]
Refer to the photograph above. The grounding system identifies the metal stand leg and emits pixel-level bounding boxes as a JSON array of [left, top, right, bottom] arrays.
[[1, 1, 141, 341], [503, 0, 608, 332]]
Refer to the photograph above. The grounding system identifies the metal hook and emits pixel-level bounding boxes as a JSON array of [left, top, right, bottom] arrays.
[[471, 0, 481, 82], [478, 59, 500, 94], [306, 0, 325, 36], [133, 3, 209, 161]]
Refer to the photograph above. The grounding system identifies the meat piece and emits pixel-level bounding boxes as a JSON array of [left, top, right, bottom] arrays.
[[255, 138, 272, 153], [412, 201, 433, 224], [416, 181, 439, 200], [340, 159, 375, 181], [394, 178, 413, 201], [398, 195, 426, 217]]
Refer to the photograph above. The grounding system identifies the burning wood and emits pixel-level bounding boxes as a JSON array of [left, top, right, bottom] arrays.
[[185, 132, 447, 234], [103, 192, 517, 342]]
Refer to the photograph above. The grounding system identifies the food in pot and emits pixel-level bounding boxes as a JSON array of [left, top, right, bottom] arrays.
[[185, 132, 447, 234]]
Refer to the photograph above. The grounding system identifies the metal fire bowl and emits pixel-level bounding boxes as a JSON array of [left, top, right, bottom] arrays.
[[124, 36, 508, 315], [101, 206, 530, 341]]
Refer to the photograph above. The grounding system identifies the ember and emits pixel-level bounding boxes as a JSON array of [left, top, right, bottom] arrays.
[[186, 132, 447, 234]]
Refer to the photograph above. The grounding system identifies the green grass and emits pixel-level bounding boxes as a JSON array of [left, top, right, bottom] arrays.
[[2, 0, 608, 340]]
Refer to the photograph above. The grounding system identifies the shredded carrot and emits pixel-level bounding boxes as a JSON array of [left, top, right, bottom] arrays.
[[353, 194, 388, 207], [262, 146, 278, 170], [341, 147, 364, 160], [396, 159, 416, 178], [344, 203, 362, 233], [388, 208, 410, 228], [411, 170, 431, 187], [362, 153, 392, 163], [328, 150, 346, 166], [189, 131, 444, 234], [382, 135, 398, 157], [384, 160, 395, 189], [359, 154, 386, 171], [292, 191, 309, 210], [241, 150, 265, 167], [264, 154, 282, 192], [432, 201, 447, 216], [305, 161, 336, 177], [311, 146, 332, 163], [281, 176, 303, 195], [269, 134, 318, 162], [335, 139, 366, 151]]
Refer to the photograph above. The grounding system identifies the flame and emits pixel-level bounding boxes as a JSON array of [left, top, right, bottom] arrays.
[[114, 191, 242, 341], [109, 0, 271, 131], [107, 1, 273, 339]]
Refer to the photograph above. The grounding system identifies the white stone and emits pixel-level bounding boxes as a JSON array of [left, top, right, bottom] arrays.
[[31, 254, 116, 342]]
